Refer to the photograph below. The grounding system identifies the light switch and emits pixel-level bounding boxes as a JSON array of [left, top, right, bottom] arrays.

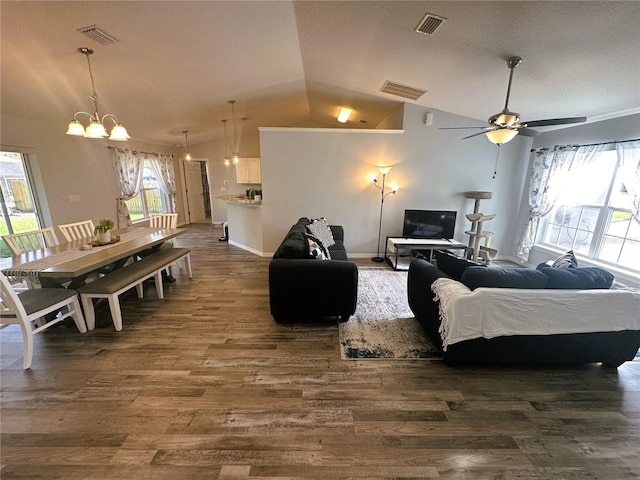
[[68, 195, 81, 203]]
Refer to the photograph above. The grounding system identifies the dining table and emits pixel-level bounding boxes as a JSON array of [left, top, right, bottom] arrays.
[[0, 227, 186, 289]]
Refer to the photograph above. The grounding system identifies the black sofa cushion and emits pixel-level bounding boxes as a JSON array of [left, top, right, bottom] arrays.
[[461, 266, 548, 290], [273, 218, 311, 259], [539, 266, 614, 289], [433, 250, 480, 281]]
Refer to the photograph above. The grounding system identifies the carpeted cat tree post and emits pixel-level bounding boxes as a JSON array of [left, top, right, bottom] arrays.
[[464, 191, 498, 264]]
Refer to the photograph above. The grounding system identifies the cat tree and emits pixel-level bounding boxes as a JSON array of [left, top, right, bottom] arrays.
[[464, 191, 498, 264]]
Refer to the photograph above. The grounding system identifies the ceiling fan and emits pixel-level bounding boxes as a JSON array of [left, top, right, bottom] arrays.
[[441, 56, 587, 145]]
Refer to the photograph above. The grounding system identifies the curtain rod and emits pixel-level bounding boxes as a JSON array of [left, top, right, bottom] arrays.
[[531, 137, 640, 152], [577, 138, 640, 148], [107, 146, 170, 156]]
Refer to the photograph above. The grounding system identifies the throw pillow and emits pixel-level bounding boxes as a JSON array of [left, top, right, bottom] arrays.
[[307, 217, 336, 248], [460, 266, 548, 290], [305, 233, 330, 260], [539, 266, 614, 289], [433, 250, 481, 281], [551, 250, 578, 268]]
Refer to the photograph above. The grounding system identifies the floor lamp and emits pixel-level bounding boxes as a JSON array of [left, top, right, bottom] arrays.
[[371, 166, 398, 262]]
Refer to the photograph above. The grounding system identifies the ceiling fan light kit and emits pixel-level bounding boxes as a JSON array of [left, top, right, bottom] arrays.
[[486, 128, 519, 145], [66, 47, 130, 141], [440, 56, 586, 145]]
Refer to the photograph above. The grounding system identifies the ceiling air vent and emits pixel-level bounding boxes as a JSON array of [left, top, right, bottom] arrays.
[[415, 13, 446, 35], [77, 24, 119, 45], [380, 81, 426, 101]]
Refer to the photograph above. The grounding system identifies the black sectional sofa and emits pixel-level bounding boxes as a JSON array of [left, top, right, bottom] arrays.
[[407, 256, 640, 367], [269, 218, 358, 322]]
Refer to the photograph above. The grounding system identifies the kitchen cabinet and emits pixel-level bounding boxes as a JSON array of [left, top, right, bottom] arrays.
[[235, 157, 261, 184]]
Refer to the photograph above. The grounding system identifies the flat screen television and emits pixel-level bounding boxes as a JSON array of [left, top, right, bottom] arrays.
[[402, 209, 457, 239]]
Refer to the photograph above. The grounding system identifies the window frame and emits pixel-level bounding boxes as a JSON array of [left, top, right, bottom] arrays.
[[539, 147, 639, 272], [124, 159, 171, 222]]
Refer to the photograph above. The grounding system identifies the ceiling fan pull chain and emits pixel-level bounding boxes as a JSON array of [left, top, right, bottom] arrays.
[[492, 145, 501, 179]]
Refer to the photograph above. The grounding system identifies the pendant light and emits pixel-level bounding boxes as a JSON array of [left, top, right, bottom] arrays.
[[228, 100, 240, 164], [66, 47, 130, 141], [221, 119, 231, 166], [183, 130, 192, 161]]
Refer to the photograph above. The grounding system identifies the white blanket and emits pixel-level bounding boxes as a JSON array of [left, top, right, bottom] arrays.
[[431, 278, 640, 351]]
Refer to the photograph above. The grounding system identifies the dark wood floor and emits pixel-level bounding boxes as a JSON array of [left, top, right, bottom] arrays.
[[2, 223, 639, 479]]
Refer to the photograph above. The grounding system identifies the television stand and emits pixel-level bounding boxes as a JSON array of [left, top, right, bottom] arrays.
[[385, 237, 467, 271]]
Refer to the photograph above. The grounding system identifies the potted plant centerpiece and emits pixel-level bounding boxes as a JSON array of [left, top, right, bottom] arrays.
[[95, 218, 115, 244]]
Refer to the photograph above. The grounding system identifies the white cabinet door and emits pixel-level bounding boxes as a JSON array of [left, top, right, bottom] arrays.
[[235, 158, 261, 184]]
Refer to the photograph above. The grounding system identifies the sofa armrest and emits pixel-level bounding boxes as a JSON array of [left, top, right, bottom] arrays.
[[269, 258, 358, 320], [329, 225, 344, 242], [407, 258, 451, 347]]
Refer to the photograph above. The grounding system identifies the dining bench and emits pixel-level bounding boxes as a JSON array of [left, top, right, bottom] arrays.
[[78, 247, 192, 331]]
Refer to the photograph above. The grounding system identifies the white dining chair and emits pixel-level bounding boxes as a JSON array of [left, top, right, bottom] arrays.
[[57, 220, 96, 242], [2, 227, 60, 256], [0, 271, 87, 369], [149, 213, 182, 276], [149, 213, 178, 229]]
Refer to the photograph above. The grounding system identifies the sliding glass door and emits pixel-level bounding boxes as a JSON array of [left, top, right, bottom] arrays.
[[0, 151, 42, 257]]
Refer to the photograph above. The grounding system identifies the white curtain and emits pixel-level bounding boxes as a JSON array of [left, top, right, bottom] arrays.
[[147, 153, 178, 214], [112, 148, 143, 228], [517, 145, 577, 260], [616, 140, 640, 223]]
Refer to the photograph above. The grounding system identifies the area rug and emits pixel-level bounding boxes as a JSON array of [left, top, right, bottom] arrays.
[[338, 267, 443, 360]]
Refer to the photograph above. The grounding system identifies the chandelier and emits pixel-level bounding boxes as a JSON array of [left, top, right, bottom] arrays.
[[65, 47, 130, 141]]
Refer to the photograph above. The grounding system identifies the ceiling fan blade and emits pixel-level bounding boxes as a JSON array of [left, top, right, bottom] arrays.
[[523, 117, 587, 127], [461, 131, 488, 140], [517, 127, 541, 137], [438, 126, 488, 130]]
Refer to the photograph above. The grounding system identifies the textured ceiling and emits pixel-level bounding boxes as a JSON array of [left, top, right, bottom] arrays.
[[1, 1, 639, 146]]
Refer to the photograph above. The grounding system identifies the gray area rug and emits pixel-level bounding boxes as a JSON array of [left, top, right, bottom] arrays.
[[338, 267, 443, 360]]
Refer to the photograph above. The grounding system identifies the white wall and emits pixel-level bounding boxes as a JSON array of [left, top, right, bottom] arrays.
[[1, 113, 186, 232], [258, 103, 533, 257]]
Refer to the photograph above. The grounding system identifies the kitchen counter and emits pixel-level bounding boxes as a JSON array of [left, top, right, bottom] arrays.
[[218, 195, 263, 207]]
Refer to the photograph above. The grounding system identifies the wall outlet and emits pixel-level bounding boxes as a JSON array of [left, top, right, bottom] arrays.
[[220, 186, 226, 192], [68, 194, 81, 203]]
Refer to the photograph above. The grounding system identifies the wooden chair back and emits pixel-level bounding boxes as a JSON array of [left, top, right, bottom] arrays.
[[57, 220, 96, 242], [0, 272, 86, 369], [149, 213, 178, 229], [2, 227, 60, 256]]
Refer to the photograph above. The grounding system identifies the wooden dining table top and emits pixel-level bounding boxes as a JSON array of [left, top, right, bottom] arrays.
[[0, 227, 186, 279]]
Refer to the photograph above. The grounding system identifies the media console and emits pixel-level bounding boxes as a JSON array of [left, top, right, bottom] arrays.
[[385, 237, 467, 271]]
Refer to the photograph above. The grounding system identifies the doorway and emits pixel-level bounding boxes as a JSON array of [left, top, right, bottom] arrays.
[[182, 159, 210, 223]]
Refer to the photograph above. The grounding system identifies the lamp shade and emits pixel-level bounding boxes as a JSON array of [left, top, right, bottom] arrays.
[[84, 121, 108, 138], [486, 128, 518, 145], [378, 166, 392, 175], [109, 124, 131, 141], [66, 120, 86, 136]]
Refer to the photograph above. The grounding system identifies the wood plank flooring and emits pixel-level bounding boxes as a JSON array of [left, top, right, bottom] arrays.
[[2, 223, 639, 479]]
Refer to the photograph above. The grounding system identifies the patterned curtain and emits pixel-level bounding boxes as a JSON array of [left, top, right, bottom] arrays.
[[516, 145, 578, 260], [112, 148, 143, 228], [148, 153, 178, 214], [616, 140, 640, 223]]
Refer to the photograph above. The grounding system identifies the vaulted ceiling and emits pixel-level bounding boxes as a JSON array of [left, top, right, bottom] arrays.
[[2, 1, 639, 147]]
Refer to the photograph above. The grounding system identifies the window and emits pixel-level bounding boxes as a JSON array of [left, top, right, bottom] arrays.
[[124, 160, 169, 221], [542, 148, 640, 270]]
